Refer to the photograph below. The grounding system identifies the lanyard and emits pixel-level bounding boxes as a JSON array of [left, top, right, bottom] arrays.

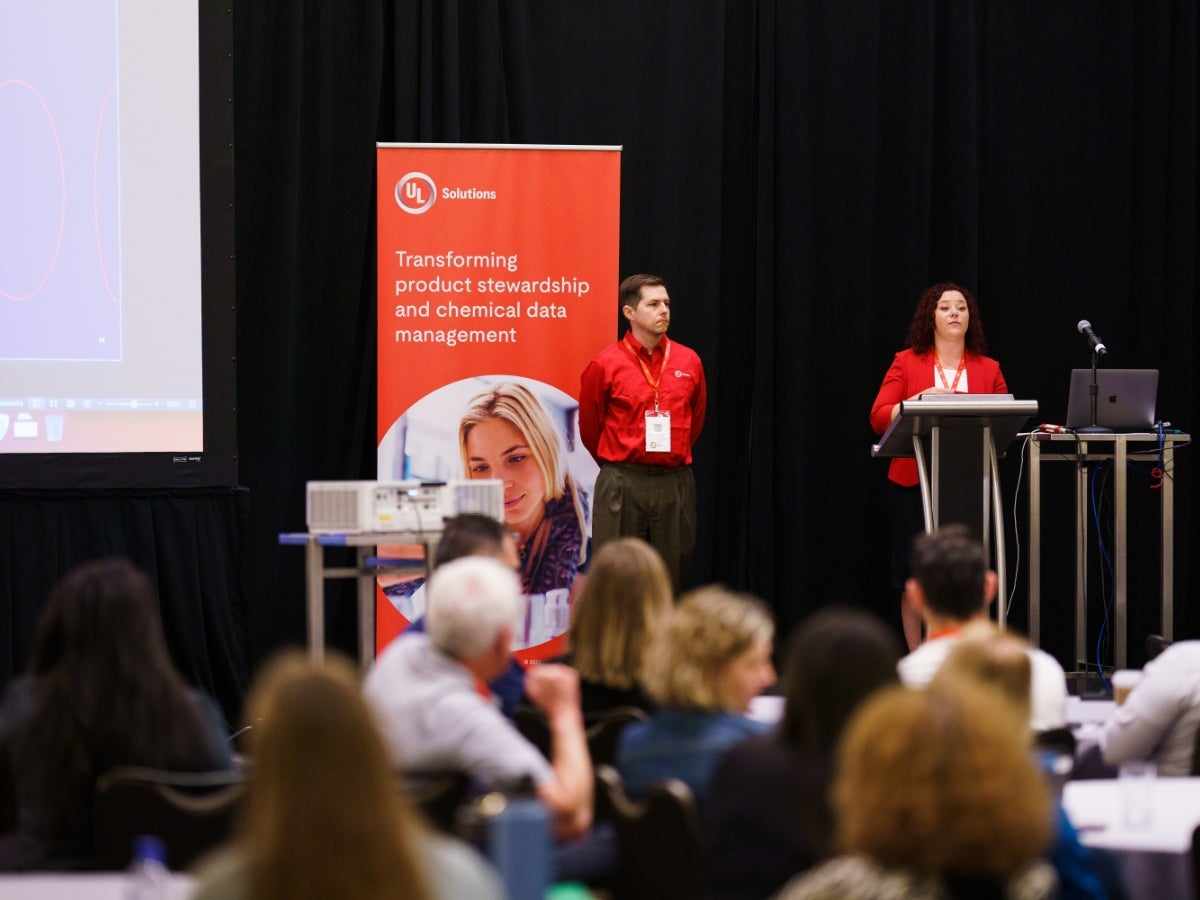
[[935, 354, 966, 392], [623, 334, 671, 411]]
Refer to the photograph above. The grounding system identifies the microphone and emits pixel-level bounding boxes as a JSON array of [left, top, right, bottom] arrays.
[[1077, 319, 1107, 356]]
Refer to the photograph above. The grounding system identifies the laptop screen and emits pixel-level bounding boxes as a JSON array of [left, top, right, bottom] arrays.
[[1064, 369, 1158, 432]]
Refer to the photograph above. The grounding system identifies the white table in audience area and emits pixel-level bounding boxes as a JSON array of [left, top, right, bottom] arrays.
[[1062, 777, 1200, 900], [0, 873, 194, 899], [747, 694, 784, 725], [1066, 697, 1115, 726]]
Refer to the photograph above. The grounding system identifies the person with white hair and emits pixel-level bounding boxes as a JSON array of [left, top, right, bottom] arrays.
[[364, 556, 592, 841]]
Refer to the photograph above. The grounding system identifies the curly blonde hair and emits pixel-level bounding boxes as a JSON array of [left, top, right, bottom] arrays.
[[569, 537, 673, 690], [933, 622, 1033, 726], [642, 585, 773, 711], [833, 683, 1051, 878]]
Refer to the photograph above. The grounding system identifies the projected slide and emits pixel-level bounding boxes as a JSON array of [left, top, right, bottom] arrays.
[[0, 4, 120, 360], [0, 0, 204, 454]]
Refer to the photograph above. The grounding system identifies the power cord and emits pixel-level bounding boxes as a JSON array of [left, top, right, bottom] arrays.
[[1090, 460, 1114, 691], [1004, 434, 1033, 623]]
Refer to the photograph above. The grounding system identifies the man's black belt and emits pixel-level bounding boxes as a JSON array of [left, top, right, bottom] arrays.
[[604, 461, 687, 477]]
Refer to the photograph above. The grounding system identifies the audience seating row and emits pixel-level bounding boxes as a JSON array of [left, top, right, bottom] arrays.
[[92, 767, 246, 871]]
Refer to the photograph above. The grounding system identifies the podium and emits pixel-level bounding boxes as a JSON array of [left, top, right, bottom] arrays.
[[872, 394, 1038, 628]]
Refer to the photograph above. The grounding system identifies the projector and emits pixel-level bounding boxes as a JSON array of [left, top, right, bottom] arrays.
[[306, 480, 504, 533]]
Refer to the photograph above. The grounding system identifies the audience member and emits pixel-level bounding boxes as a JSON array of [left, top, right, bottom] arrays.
[[616, 585, 775, 803], [565, 537, 673, 715], [706, 607, 901, 899], [364, 556, 592, 841], [931, 623, 1035, 714], [191, 651, 503, 900], [932, 626, 1117, 900], [777, 682, 1057, 899], [0, 558, 231, 871], [402, 513, 527, 717], [1099, 640, 1200, 776], [898, 525, 1068, 730]]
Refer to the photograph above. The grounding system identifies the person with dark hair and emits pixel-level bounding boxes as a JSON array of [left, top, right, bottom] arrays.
[[870, 282, 1008, 650], [383, 512, 520, 621], [898, 525, 1068, 730], [396, 514, 527, 717], [434, 512, 521, 569], [705, 607, 902, 899], [579, 273, 706, 595], [0, 558, 231, 871], [192, 651, 502, 900], [777, 682, 1057, 899]]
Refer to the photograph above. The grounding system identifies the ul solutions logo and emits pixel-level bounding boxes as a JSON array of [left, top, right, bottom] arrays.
[[395, 172, 437, 214]]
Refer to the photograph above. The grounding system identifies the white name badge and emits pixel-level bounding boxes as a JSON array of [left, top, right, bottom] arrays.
[[645, 410, 671, 453]]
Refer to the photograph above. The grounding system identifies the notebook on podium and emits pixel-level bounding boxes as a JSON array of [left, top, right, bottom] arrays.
[[1064, 368, 1158, 432]]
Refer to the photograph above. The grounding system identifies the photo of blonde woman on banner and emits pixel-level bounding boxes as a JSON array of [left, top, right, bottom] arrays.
[[377, 375, 598, 654]]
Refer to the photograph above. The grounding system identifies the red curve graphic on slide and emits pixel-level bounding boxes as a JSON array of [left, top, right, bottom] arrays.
[[0, 79, 67, 302], [93, 84, 120, 304]]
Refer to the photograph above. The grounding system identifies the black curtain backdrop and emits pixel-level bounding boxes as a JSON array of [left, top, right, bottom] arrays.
[[3, 1, 1196, 715]]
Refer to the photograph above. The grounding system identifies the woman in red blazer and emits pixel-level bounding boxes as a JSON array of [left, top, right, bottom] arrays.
[[870, 283, 1007, 650]]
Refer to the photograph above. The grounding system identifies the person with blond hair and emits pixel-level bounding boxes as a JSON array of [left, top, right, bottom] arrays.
[[777, 683, 1057, 899], [706, 607, 902, 899], [931, 626, 1119, 900], [460, 381, 589, 599], [566, 537, 673, 714], [191, 651, 503, 900], [615, 586, 776, 802], [932, 622, 1035, 718]]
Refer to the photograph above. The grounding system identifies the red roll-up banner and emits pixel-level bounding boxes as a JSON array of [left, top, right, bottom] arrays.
[[376, 143, 620, 661]]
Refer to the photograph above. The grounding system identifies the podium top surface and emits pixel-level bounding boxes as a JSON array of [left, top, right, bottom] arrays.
[[872, 395, 1038, 459]]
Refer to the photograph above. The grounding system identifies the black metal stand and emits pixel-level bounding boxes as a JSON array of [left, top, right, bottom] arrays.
[[1075, 349, 1113, 434]]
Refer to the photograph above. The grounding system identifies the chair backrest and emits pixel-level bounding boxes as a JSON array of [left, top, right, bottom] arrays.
[[514, 705, 648, 767], [94, 766, 245, 871], [1192, 823, 1200, 900], [595, 764, 705, 900], [1033, 726, 1077, 758], [1146, 634, 1172, 661], [584, 707, 647, 768], [513, 706, 553, 759], [398, 771, 473, 834]]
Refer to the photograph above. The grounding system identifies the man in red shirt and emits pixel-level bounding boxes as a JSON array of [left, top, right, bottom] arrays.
[[579, 274, 707, 594]]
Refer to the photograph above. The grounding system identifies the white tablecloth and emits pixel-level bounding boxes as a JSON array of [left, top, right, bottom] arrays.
[[1065, 697, 1115, 725], [747, 694, 784, 725], [0, 873, 194, 899], [1062, 776, 1200, 900]]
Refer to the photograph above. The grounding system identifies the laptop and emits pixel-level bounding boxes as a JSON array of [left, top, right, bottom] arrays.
[[1064, 368, 1158, 432]]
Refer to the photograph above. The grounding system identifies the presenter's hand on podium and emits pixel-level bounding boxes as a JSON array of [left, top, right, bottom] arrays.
[[892, 386, 954, 421]]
